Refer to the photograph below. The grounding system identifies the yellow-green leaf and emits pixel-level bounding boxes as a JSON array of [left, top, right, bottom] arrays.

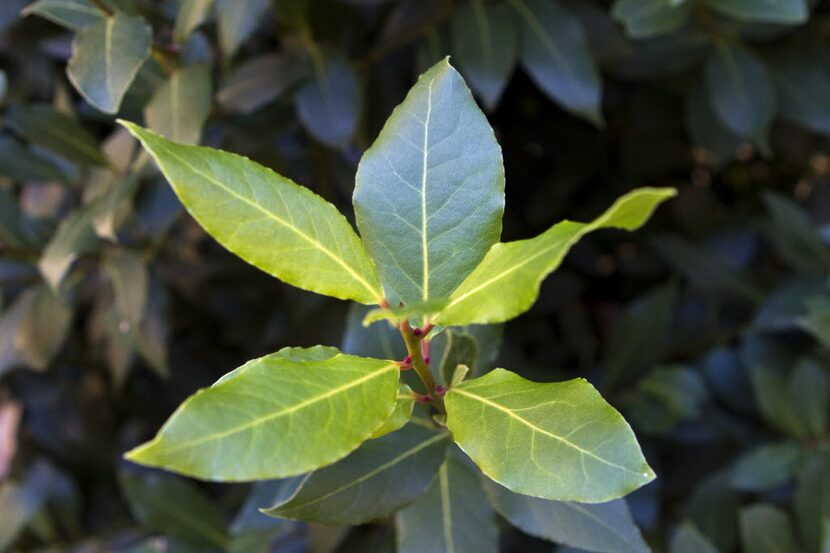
[[445, 369, 655, 503], [125, 348, 400, 481], [436, 188, 675, 326], [121, 122, 384, 304]]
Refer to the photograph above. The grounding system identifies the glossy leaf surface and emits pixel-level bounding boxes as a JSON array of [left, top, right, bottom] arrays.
[[436, 188, 675, 326], [122, 123, 384, 304], [445, 369, 654, 502], [125, 348, 400, 481], [67, 13, 152, 114], [263, 424, 447, 524], [354, 58, 505, 305]]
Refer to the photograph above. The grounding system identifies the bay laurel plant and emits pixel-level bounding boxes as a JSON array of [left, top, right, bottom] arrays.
[[121, 59, 675, 547]]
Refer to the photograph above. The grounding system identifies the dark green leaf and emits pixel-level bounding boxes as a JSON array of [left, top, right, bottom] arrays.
[[702, 0, 807, 24], [216, 0, 269, 59], [6, 104, 108, 166], [789, 359, 829, 437], [612, 0, 693, 40], [173, 0, 214, 44], [217, 53, 307, 115], [730, 442, 805, 492], [451, 0, 518, 110], [295, 50, 359, 147], [16, 284, 72, 370], [121, 471, 229, 550], [770, 48, 830, 136], [354, 58, 505, 305], [739, 504, 800, 553], [38, 200, 102, 290], [145, 64, 212, 145], [0, 136, 70, 184], [22, 0, 105, 31], [704, 44, 775, 150], [687, 473, 739, 553], [508, 0, 602, 124], [485, 480, 649, 553], [670, 522, 718, 553], [397, 456, 498, 553], [796, 455, 830, 553], [685, 85, 743, 166], [603, 282, 677, 390], [763, 192, 830, 274], [263, 424, 448, 525], [67, 13, 153, 114]]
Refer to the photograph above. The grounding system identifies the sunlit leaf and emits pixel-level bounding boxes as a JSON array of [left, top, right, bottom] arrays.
[[122, 122, 384, 304], [436, 188, 675, 326], [445, 369, 655, 502], [125, 348, 400, 480]]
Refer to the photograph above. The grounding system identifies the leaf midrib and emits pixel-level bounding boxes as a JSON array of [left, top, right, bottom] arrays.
[[441, 221, 586, 314], [151, 138, 382, 301], [150, 362, 398, 454], [450, 387, 640, 475]]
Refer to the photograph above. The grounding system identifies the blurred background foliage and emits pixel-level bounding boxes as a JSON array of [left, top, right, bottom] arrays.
[[0, 0, 829, 551]]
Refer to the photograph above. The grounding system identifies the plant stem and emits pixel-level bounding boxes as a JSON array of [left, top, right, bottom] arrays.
[[400, 321, 445, 412]]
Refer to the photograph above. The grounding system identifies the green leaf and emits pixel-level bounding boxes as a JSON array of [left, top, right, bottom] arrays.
[[263, 424, 448, 525], [6, 104, 108, 166], [729, 442, 805, 492], [800, 296, 830, 350], [612, 0, 693, 40], [507, 0, 602, 124], [704, 44, 775, 151], [173, 0, 214, 44], [789, 359, 829, 437], [435, 188, 675, 326], [354, 58, 505, 306], [687, 473, 739, 553], [91, 174, 142, 241], [0, 136, 69, 184], [121, 471, 230, 550], [362, 299, 449, 327], [38, 200, 103, 290], [145, 64, 212, 145], [747, 361, 809, 439], [434, 329, 480, 386], [67, 13, 152, 114], [396, 456, 498, 553], [445, 369, 654, 502], [770, 48, 830, 136], [602, 281, 677, 390], [763, 192, 830, 274], [22, 0, 105, 31], [121, 122, 384, 304], [343, 304, 408, 360], [16, 284, 73, 370], [0, 463, 54, 551], [125, 348, 400, 481], [685, 84, 742, 167], [485, 480, 649, 553], [295, 50, 359, 147], [797, 455, 830, 553], [650, 234, 761, 302], [702, 0, 807, 24], [216, 0, 269, 59], [216, 52, 307, 115], [371, 383, 415, 439], [739, 504, 800, 553], [670, 522, 718, 553], [0, 288, 37, 377], [451, 0, 518, 110]]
